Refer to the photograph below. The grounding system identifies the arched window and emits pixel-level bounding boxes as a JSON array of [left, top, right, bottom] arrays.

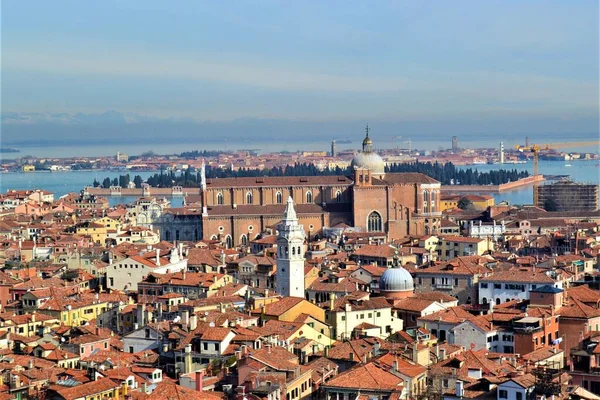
[[165, 230, 171, 241], [431, 191, 436, 212], [240, 234, 248, 246], [335, 190, 342, 203], [297, 246, 301, 256], [210, 235, 218, 240], [496, 298, 501, 305], [175, 230, 180, 241], [246, 192, 253, 205], [425, 225, 430, 235], [482, 297, 488, 304], [292, 247, 296, 255], [367, 211, 383, 232], [276, 191, 283, 204], [225, 235, 233, 249], [306, 191, 313, 203], [217, 192, 224, 205], [423, 191, 430, 213]]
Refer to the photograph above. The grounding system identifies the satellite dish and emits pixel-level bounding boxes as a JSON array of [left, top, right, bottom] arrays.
[[209, 322, 215, 327]]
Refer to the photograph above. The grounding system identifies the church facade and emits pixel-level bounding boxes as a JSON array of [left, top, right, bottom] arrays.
[[155, 132, 441, 246]]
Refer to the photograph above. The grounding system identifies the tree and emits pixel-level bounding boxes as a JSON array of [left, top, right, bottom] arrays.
[[543, 197, 559, 212], [102, 178, 111, 188], [93, 179, 100, 188], [457, 197, 473, 210], [133, 175, 143, 188]]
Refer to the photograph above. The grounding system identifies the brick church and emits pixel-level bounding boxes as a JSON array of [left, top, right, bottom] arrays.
[[158, 130, 441, 246]]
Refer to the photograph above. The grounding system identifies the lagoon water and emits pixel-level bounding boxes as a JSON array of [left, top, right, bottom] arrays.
[[1, 160, 598, 207]]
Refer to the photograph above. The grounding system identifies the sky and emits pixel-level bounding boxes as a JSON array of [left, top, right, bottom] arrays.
[[1, 1, 599, 149]]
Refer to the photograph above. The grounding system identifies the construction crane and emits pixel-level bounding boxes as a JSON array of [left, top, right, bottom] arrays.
[[515, 141, 600, 205], [404, 139, 412, 153], [392, 136, 402, 150]]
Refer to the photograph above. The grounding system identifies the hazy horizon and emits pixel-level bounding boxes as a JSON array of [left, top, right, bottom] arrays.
[[2, 1, 599, 149]]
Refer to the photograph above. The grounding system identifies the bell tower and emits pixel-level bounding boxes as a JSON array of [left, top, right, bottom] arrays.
[[276, 197, 306, 298]]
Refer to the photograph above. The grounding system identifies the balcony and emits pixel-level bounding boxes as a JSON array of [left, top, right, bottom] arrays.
[[417, 212, 442, 218], [435, 283, 454, 290], [513, 324, 542, 333]]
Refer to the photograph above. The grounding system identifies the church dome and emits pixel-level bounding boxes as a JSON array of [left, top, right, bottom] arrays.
[[352, 124, 385, 176], [351, 152, 386, 175], [379, 265, 414, 293]]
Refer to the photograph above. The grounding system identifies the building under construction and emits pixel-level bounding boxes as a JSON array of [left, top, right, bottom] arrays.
[[537, 180, 599, 212]]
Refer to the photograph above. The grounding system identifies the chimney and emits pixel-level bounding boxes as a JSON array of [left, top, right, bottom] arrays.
[[393, 359, 398, 372], [456, 380, 464, 398], [324, 346, 329, 358], [349, 352, 354, 362], [195, 370, 204, 392], [121, 381, 129, 397], [329, 293, 335, 310], [141, 382, 147, 394], [182, 310, 189, 327], [189, 314, 198, 331], [179, 243, 183, 258], [28, 359, 34, 370], [412, 341, 418, 362], [184, 344, 193, 374], [156, 249, 161, 266]]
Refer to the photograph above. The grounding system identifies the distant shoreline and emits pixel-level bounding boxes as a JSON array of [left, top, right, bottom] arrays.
[[0, 148, 20, 153]]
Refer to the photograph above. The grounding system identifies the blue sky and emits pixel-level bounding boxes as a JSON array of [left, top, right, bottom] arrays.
[[2, 1, 599, 132]]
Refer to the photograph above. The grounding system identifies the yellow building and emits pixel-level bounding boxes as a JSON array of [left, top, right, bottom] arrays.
[[263, 319, 334, 351], [438, 235, 494, 260], [38, 295, 110, 327], [22, 165, 35, 172], [94, 216, 122, 231], [49, 378, 125, 400], [440, 194, 494, 211], [0, 312, 60, 337], [75, 221, 108, 244], [256, 297, 326, 324]]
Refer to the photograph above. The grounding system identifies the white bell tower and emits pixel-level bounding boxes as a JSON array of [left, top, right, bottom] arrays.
[[276, 197, 306, 298]]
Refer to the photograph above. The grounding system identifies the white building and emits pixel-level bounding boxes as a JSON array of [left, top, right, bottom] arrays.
[[478, 269, 559, 307], [496, 375, 536, 400], [275, 197, 306, 298], [324, 296, 403, 340], [467, 220, 505, 240], [106, 246, 187, 291], [451, 317, 514, 353]]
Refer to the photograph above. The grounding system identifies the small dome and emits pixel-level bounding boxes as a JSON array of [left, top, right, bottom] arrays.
[[351, 152, 385, 176], [379, 266, 414, 292], [363, 135, 373, 146]]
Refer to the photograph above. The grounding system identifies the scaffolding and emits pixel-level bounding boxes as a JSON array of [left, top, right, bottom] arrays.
[[536, 180, 599, 211]]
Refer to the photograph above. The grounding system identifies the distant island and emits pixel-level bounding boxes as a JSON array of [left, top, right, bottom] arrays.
[[0, 148, 20, 153]]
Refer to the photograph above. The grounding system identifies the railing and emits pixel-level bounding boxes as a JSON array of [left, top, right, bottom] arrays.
[[513, 325, 542, 333], [435, 283, 453, 290]]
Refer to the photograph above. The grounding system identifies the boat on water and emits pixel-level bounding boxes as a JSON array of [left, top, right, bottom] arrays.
[[564, 164, 572, 167]]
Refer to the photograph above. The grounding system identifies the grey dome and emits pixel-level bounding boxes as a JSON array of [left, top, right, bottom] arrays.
[[351, 152, 385, 175], [379, 266, 414, 292]]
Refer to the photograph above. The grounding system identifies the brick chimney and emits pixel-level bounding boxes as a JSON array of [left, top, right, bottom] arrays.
[[195, 370, 204, 392]]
